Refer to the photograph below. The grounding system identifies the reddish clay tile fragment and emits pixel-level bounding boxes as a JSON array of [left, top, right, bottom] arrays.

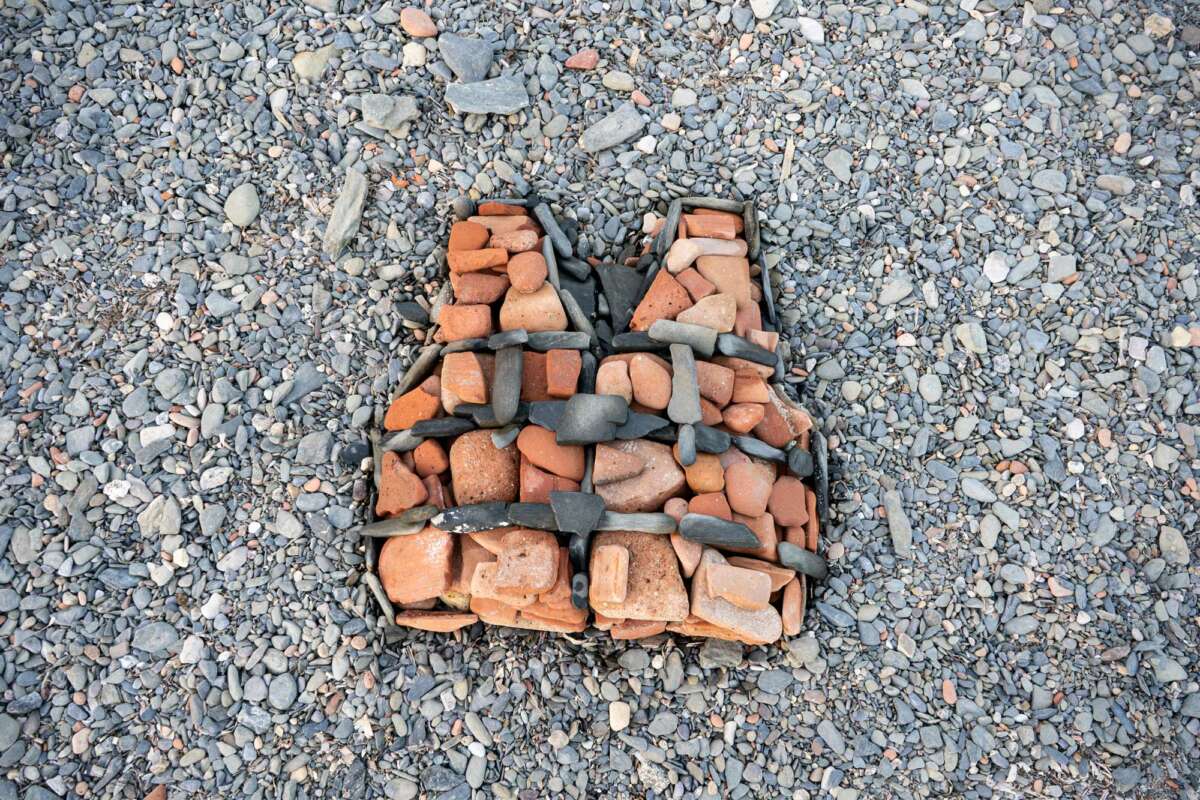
[[377, 452, 429, 516], [378, 525, 454, 604], [384, 375, 441, 430], [630, 269, 692, 332], [449, 429, 519, 504], [448, 220, 489, 251]]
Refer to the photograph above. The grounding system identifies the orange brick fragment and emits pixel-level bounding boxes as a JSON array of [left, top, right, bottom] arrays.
[[448, 248, 508, 273]]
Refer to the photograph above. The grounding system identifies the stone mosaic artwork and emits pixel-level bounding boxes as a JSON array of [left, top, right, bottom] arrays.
[[360, 198, 829, 646]]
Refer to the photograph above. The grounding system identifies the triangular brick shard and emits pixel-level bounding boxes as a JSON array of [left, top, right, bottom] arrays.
[[369, 197, 826, 644]]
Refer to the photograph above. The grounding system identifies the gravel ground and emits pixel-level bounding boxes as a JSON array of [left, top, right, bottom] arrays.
[[2, 0, 1199, 798]]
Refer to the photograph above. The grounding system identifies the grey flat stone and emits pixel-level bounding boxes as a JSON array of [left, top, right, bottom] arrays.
[[439, 34, 494, 82], [445, 75, 529, 115], [667, 343, 702, 424], [648, 319, 717, 357], [323, 169, 368, 257], [580, 102, 645, 153]]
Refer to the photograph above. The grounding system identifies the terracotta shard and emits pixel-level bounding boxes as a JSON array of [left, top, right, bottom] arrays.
[[593, 443, 646, 485], [519, 455, 581, 503], [377, 452, 429, 516], [596, 360, 633, 402], [448, 247, 509, 273], [689, 548, 782, 645], [696, 255, 752, 309], [449, 429, 519, 504], [610, 619, 669, 640], [630, 269, 692, 332], [476, 202, 529, 216], [704, 562, 772, 611], [594, 439, 686, 513], [768, 477, 809, 526], [521, 351, 551, 401], [384, 376, 442, 430], [670, 532, 703, 578], [517, 424, 585, 480], [494, 529, 559, 593], [590, 544, 631, 604], [726, 556, 795, 591], [499, 284, 568, 332], [468, 214, 537, 233], [436, 304, 494, 342], [440, 352, 493, 413], [378, 525, 455, 604], [450, 271, 510, 304], [682, 213, 739, 240], [589, 531, 689, 622], [448, 221, 490, 251], [546, 349, 582, 398], [470, 563, 537, 607], [395, 610, 478, 632]]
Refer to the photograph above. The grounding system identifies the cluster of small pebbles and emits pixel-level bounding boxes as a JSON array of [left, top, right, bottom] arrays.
[[0, 0, 1198, 798]]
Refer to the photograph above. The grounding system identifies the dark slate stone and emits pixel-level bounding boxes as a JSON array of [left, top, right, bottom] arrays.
[[676, 423, 696, 466], [646, 424, 678, 445], [492, 345, 522, 426], [488, 329, 528, 349], [393, 505, 440, 524], [491, 424, 521, 450], [778, 541, 828, 580], [681, 196, 746, 213], [614, 412, 670, 440], [649, 320, 717, 357], [507, 502, 557, 530], [526, 331, 592, 351], [612, 331, 668, 353], [410, 417, 475, 438], [595, 319, 613, 347], [560, 274, 596, 317], [339, 441, 370, 467], [814, 430, 830, 537], [759, 252, 777, 326], [431, 503, 513, 534], [438, 33, 494, 82], [731, 434, 786, 463], [668, 343, 702, 424], [679, 514, 760, 548], [478, 196, 528, 207], [716, 333, 776, 366], [571, 573, 589, 610], [569, 532, 590, 574], [533, 202, 573, 258], [527, 400, 567, 431], [549, 491, 606, 536], [595, 263, 645, 334], [395, 344, 443, 395], [596, 511, 676, 534], [579, 351, 597, 394], [694, 424, 731, 454], [788, 445, 814, 478], [743, 200, 760, 261], [559, 288, 598, 347], [556, 394, 627, 444], [542, 235, 560, 289], [558, 258, 593, 283], [379, 429, 423, 453], [655, 199, 682, 257], [396, 301, 429, 325], [442, 337, 490, 354]]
